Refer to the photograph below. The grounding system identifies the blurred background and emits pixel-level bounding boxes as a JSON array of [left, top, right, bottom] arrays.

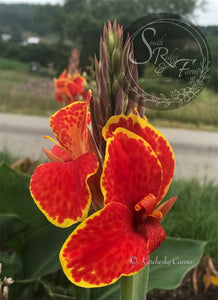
[[0, 0, 217, 125], [0, 1, 217, 299]]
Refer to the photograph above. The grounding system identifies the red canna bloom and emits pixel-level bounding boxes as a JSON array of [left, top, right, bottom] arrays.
[[55, 70, 87, 105], [30, 91, 100, 227], [59, 114, 176, 287]]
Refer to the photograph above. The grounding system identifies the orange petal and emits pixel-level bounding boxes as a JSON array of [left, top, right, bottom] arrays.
[[43, 147, 63, 163], [154, 196, 177, 220], [101, 128, 163, 210], [60, 202, 149, 287], [50, 100, 90, 159], [102, 114, 175, 202], [30, 152, 98, 227]]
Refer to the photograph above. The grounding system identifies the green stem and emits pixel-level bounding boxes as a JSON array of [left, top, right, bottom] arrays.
[[120, 264, 149, 300]]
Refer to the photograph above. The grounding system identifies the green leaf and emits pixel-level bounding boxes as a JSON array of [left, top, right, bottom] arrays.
[[21, 224, 74, 280], [0, 251, 22, 278], [0, 214, 28, 246], [0, 162, 48, 230], [148, 237, 207, 291], [40, 279, 76, 300], [90, 283, 120, 300]]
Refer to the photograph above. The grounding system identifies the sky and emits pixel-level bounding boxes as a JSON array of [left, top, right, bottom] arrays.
[[0, 0, 217, 26]]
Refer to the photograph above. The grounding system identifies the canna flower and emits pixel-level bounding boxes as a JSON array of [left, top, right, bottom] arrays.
[[55, 70, 87, 105], [59, 113, 176, 287], [30, 20, 177, 291], [30, 91, 102, 227]]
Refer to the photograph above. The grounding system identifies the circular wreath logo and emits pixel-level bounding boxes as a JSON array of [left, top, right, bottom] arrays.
[[123, 14, 211, 110]]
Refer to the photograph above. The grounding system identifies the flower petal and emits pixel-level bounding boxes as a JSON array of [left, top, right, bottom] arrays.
[[66, 75, 85, 98], [144, 217, 166, 254], [154, 195, 177, 220], [102, 114, 175, 202], [51, 145, 72, 162], [30, 152, 98, 227], [50, 97, 90, 159], [101, 128, 163, 210], [60, 202, 148, 287]]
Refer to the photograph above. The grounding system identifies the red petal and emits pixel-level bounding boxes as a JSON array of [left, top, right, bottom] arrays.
[[50, 100, 90, 159], [30, 152, 98, 227], [142, 216, 166, 254], [51, 145, 72, 162], [102, 114, 175, 202], [101, 128, 162, 210], [66, 82, 83, 98], [73, 75, 86, 86], [55, 91, 64, 103], [60, 202, 148, 287]]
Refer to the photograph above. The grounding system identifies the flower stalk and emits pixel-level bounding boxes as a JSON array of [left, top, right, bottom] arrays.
[[90, 20, 144, 157], [120, 264, 150, 300]]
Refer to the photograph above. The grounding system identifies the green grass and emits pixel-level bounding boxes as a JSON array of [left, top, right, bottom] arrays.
[[0, 57, 28, 72], [162, 179, 218, 258]]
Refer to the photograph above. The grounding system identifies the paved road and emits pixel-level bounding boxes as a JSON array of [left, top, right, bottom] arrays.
[[0, 113, 217, 184]]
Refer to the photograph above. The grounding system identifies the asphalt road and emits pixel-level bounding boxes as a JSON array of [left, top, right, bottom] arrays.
[[0, 113, 217, 184]]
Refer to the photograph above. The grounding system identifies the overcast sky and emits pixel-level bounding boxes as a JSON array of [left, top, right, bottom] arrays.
[[0, 0, 217, 26]]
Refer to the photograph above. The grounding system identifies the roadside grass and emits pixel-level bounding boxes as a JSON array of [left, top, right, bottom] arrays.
[[162, 179, 218, 258], [0, 57, 217, 130], [0, 58, 61, 116], [146, 88, 218, 130]]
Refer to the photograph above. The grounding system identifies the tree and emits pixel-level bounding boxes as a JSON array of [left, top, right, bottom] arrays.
[[63, 0, 204, 67]]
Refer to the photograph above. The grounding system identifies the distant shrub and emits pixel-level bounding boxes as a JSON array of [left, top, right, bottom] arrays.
[[0, 41, 71, 75]]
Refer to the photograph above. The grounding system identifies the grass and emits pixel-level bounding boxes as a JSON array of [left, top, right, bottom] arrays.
[[0, 57, 217, 130], [0, 58, 61, 116], [0, 57, 28, 72], [146, 88, 218, 130], [162, 179, 218, 258]]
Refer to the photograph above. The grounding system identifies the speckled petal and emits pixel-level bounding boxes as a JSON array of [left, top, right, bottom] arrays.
[[50, 95, 91, 159], [102, 114, 175, 202], [60, 202, 149, 287], [101, 128, 163, 210], [30, 152, 98, 227]]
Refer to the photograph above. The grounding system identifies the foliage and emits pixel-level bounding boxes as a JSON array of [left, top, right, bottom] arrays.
[[0, 41, 71, 74], [0, 3, 59, 36], [162, 179, 218, 258], [64, 0, 199, 66]]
